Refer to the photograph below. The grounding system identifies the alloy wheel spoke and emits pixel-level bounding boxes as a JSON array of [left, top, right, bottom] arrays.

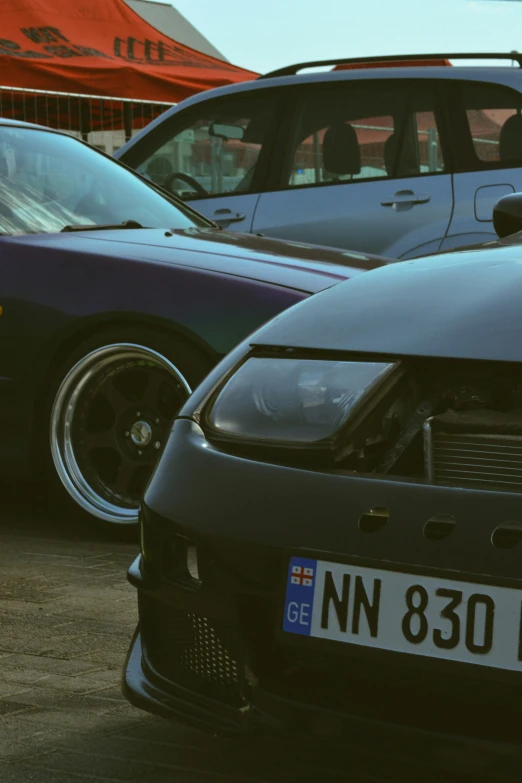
[[80, 427, 119, 451], [112, 457, 140, 500], [140, 447, 161, 469], [138, 369, 169, 412], [142, 370, 186, 421], [100, 377, 133, 413]]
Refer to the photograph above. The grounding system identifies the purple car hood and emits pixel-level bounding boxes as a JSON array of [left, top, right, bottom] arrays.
[[13, 227, 387, 294]]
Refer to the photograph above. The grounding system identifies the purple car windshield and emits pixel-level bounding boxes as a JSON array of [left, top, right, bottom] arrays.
[[0, 126, 207, 236]]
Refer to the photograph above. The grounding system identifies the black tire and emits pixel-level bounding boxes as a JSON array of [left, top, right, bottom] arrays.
[[40, 326, 212, 534]]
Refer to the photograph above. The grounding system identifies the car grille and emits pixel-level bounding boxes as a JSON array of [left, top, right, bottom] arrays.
[[140, 594, 245, 707], [424, 411, 522, 491]]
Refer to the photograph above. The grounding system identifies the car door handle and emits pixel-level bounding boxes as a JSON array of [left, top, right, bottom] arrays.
[[381, 191, 431, 207], [212, 209, 246, 225]]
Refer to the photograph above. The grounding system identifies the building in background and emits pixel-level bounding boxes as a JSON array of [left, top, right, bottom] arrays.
[[126, 0, 227, 62]]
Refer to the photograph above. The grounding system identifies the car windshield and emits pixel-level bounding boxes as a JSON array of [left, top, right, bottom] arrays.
[[0, 125, 208, 236]]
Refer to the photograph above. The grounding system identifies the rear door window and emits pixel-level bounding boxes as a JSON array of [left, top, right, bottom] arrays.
[[461, 83, 522, 166], [283, 81, 446, 190], [252, 80, 452, 259]]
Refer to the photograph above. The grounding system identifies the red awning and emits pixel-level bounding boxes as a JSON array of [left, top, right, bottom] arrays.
[[0, 0, 257, 103]]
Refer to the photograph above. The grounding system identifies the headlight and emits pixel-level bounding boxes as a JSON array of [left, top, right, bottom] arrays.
[[206, 357, 397, 446]]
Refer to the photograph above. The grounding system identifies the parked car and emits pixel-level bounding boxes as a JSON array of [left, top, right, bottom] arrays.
[[117, 51, 522, 260], [0, 118, 385, 530], [125, 229, 522, 778]]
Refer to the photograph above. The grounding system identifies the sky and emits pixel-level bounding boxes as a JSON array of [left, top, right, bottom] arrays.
[[145, 0, 522, 74]]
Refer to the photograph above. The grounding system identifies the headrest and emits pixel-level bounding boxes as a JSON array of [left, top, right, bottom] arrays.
[[322, 123, 361, 176], [499, 114, 522, 162], [146, 156, 173, 179]]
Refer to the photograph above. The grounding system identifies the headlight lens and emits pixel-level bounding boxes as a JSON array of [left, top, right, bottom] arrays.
[[207, 357, 396, 446]]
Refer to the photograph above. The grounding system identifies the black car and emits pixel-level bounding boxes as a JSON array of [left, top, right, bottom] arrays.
[[124, 201, 522, 778]]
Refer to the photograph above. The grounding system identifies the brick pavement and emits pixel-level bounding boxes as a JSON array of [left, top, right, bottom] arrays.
[[0, 483, 362, 783]]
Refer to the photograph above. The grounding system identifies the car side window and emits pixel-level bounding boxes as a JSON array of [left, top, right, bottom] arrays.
[[462, 83, 522, 166], [285, 83, 445, 188], [135, 94, 279, 200]]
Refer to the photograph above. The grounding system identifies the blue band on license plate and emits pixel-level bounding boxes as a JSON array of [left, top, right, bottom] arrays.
[[283, 556, 318, 636]]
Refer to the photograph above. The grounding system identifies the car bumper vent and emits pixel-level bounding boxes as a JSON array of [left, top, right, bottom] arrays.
[[424, 412, 522, 491], [139, 594, 245, 707]]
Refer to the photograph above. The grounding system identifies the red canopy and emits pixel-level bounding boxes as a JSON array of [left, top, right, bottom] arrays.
[[0, 0, 257, 103]]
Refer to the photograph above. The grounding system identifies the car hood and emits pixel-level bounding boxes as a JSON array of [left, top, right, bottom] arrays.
[[15, 227, 386, 294], [251, 246, 522, 362]]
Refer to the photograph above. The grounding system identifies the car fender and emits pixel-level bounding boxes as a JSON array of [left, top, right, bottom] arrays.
[[0, 244, 308, 469]]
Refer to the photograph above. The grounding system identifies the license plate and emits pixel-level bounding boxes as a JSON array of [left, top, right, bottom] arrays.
[[283, 557, 522, 672]]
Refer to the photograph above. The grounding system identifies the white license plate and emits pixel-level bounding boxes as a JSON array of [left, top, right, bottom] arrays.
[[283, 557, 522, 672]]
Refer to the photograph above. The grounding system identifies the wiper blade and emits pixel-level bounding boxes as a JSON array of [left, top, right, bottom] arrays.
[[61, 220, 144, 233]]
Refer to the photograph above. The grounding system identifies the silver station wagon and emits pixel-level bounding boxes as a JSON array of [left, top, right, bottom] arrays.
[[117, 52, 522, 259]]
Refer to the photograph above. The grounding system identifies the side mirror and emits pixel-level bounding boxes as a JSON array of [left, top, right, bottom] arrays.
[[208, 122, 244, 141], [493, 192, 522, 238]]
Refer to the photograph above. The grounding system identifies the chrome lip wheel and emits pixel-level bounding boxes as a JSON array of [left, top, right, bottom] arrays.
[[50, 343, 191, 525]]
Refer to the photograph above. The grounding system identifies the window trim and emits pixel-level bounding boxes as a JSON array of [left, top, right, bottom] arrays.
[[266, 168, 452, 195]]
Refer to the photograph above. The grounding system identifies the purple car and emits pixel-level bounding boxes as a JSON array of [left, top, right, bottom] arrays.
[[0, 118, 385, 530]]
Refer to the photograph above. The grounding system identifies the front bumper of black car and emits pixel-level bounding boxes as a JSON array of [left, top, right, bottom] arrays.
[[124, 607, 522, 781], [124, 418, 522, 778]]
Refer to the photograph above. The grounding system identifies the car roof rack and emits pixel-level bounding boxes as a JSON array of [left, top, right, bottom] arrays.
[[259, 52, 522, 79]]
